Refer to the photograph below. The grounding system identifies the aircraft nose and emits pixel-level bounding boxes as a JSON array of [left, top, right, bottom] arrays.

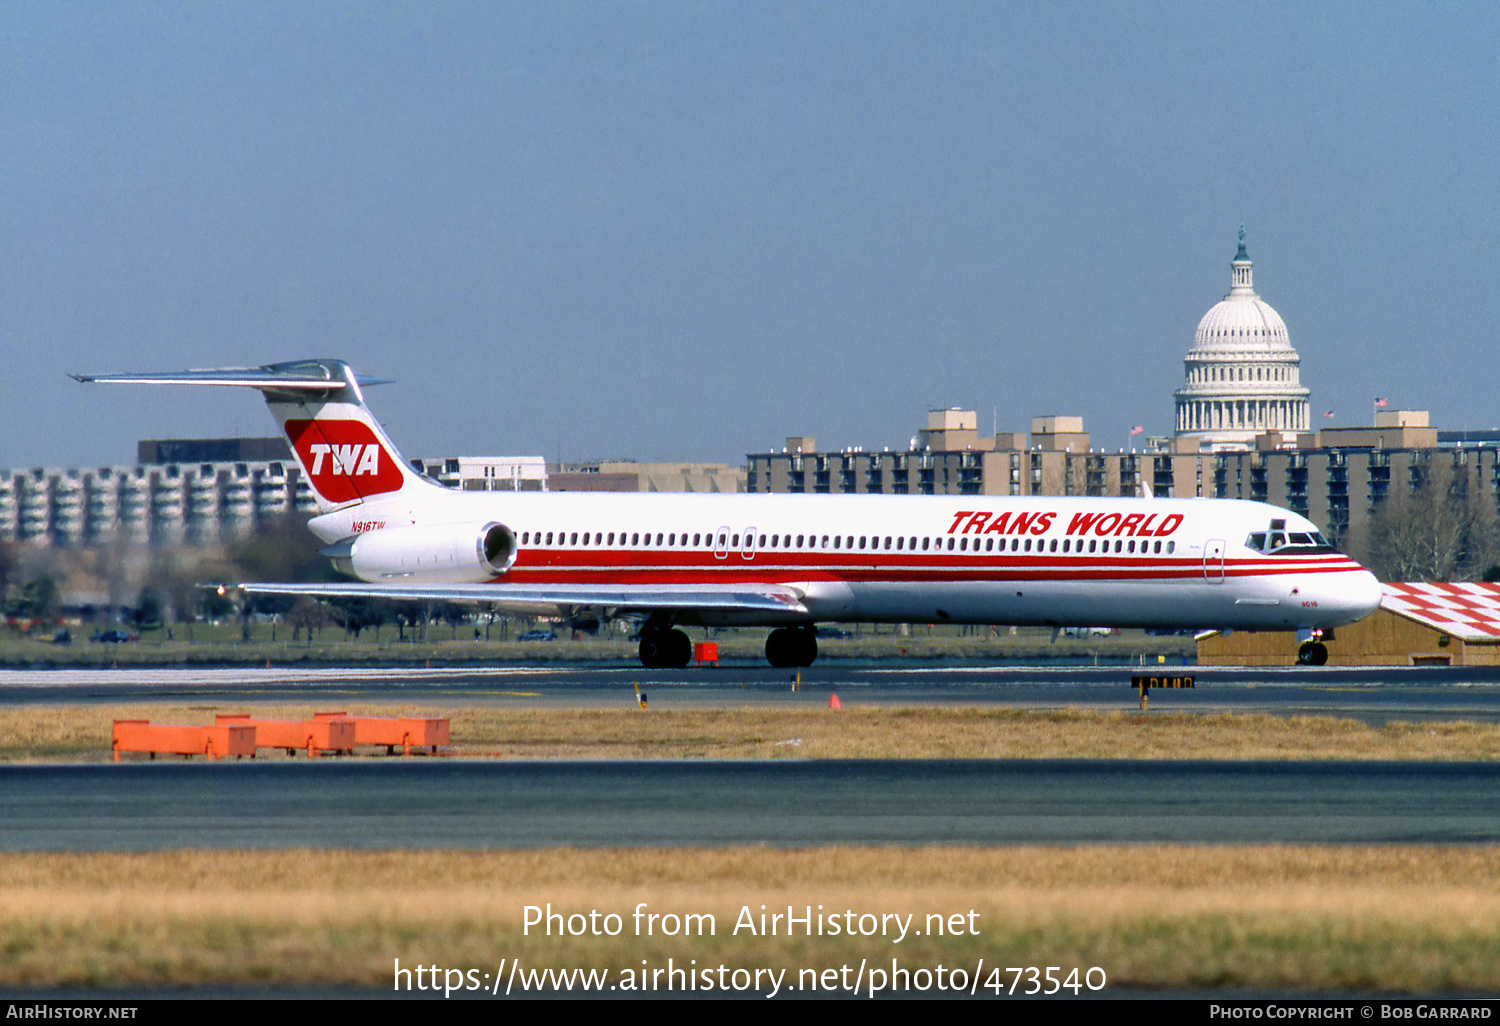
[[1330, 568, 1383, 625]]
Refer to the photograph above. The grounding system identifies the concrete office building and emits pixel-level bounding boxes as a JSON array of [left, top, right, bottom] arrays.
[[548, 460, 745, 493], [0, 442, 749, 548], [748, 404, 1500, 558], [747, 411, 1145, 499], [0, 458, 316, 548], [0, 443, 552, 549], [409, 456, 548, 492]]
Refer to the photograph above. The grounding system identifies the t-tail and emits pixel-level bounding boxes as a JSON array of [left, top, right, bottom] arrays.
[[72, 359, 439, 514]]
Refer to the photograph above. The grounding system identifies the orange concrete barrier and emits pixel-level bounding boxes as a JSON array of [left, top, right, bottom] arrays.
[[314, 711, 450, 756], [214, 714, 356, 757], [693, 641, 718, 666], [112, 720, 257, 762]]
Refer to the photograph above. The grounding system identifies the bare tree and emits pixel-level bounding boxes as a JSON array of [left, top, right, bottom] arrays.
[[1366, 458, 1500, 581], [286, 598, 334, 642]]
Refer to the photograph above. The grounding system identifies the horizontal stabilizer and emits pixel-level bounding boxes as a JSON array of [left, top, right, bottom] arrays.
[[72, 360, 391, 394], [75, 359, 425, 513]]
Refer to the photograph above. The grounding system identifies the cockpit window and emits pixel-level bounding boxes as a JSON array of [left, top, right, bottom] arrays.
[[1245, 528, 1337, 554]]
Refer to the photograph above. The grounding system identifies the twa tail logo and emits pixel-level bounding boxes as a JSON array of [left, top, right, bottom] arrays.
[[284, 419, 404, 503]]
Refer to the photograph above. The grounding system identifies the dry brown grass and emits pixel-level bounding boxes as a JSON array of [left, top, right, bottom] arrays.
[[1, 847, 1498, 991], [8, 702, 1500, 762]]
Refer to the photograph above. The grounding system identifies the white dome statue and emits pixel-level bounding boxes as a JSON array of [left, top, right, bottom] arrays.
[[1173, 228, 1310, 447]]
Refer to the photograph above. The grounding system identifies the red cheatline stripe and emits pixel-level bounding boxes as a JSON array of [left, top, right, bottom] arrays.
[[499, 562, 1367, 586], [509, 550, 1360, 571]]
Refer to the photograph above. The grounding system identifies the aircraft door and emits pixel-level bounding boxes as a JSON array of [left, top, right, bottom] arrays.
[[714, 526, 730, 560], [1203, 539, 1226, 582], [741, 526, 758, 560]]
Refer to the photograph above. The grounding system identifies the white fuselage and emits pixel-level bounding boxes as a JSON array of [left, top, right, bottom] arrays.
[[308, 488, 1382, 632], [76, 359, 1384, 641]]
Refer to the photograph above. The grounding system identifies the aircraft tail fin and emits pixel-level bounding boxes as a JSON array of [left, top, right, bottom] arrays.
[[73, 359, 438, 513]]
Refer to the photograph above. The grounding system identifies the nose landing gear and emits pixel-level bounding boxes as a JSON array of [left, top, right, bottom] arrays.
[[1296, 640, 1328, 665]]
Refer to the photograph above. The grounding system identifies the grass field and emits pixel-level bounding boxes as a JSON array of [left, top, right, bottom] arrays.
[[1, 846, 1497, 992]]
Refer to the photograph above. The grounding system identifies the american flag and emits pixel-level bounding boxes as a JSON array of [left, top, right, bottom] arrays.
[[1129, 425, 1144, 435], [1323, 410, 1335, 418], [1374, 397, 1388, 407]]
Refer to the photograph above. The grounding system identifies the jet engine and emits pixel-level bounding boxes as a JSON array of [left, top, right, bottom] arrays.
[[324, 522, 517, 584]]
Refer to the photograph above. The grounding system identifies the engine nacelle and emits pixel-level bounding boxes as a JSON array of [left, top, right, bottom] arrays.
[[326, 522, 517, 584]]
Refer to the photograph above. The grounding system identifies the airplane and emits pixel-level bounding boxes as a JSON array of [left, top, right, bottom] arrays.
[[75, 358, 1383, 668]]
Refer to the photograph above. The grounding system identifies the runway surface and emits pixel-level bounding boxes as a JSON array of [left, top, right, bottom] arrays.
[[8, 660, 1500, 717], [1, 759, 1496, 850], [5, 663, 1500, 723]]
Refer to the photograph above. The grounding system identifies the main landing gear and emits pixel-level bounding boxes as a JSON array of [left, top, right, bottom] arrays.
[[634, 619, 820, 670], [765, 626, 817, 668], [638, 626, 692, 669]]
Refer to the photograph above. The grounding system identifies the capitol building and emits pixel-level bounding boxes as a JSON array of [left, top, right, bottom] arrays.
[[1173, 230, 1310, 448]]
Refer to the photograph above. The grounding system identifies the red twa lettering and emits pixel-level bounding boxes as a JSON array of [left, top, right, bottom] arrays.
[[949, 509, 1059, 536], [284, 419, 404, 503], [1068, 510, 1181, 537], [1066, 512, 1100, 535], [1092, 513, 1121, 536]]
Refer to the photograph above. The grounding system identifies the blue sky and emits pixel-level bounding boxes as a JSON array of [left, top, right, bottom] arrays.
[[5, 2, 1498, 466]]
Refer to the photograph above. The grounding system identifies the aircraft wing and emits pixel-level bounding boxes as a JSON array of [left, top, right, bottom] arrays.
[[232, 581, 809, 618]]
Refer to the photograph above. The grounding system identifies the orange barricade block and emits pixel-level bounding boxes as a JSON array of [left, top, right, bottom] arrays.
[[693, 641, 718, 666], [112, 720, 257, 762], [215, 714, 356, 757], [314, 711, 450, 756]]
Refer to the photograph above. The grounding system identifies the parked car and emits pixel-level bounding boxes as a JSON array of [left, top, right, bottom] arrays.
[[90, 629, 135, 643], [516, 630, 558, 642]]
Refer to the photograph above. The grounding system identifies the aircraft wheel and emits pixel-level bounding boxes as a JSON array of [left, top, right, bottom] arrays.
[[665, 628, 692, 669], [638, 630, 668, 669], [766, 627, 818, 667], [765, 628, 796, 668], [639, 628, 693, 669], [1296, 641, 1328, 666], [793, 629, 818, 667]]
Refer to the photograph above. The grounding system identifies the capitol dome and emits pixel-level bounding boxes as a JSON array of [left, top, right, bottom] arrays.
[[1173, 230, 1310, 447]]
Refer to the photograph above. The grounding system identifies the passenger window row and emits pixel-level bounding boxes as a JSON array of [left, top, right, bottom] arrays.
[[514, 530, 1175, 555]]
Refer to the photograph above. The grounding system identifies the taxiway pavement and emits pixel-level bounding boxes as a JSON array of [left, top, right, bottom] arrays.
[[1, 758, 1495, 850]]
